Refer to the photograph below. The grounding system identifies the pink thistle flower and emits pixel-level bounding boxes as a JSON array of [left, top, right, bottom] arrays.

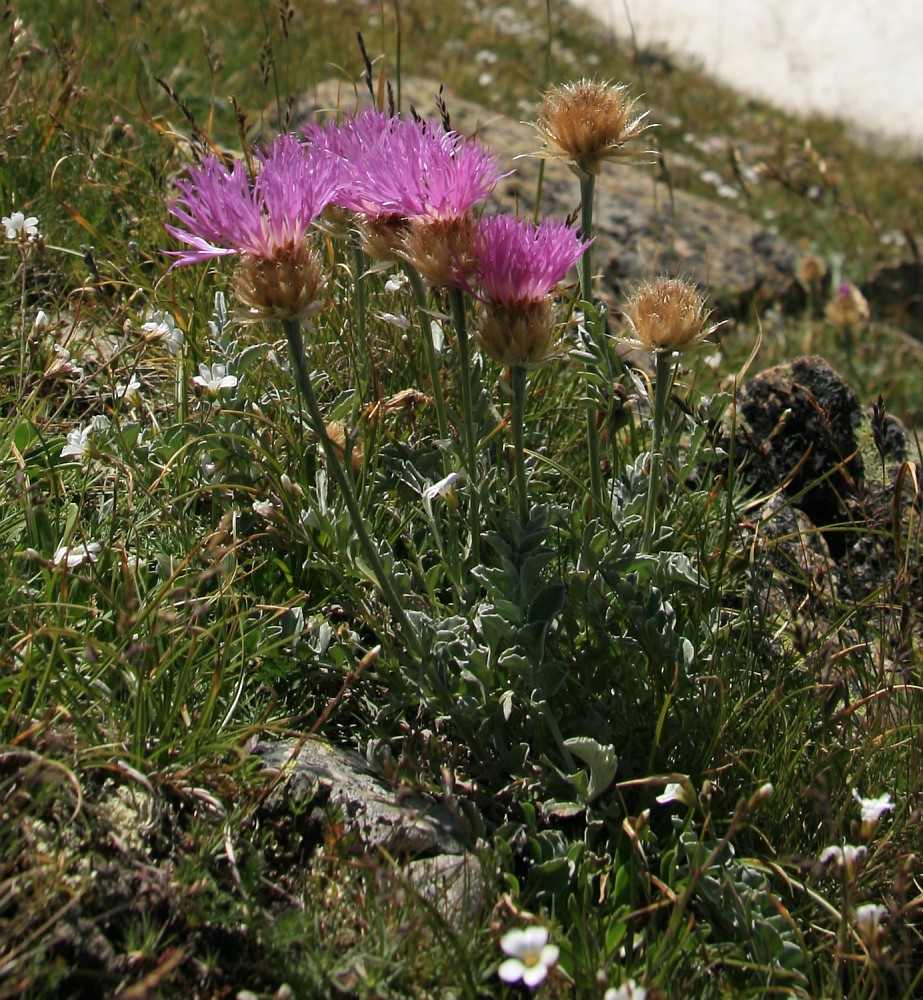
[[473, 215, 590, 367], [164, 135, 342, 323], [475, 214, 590, 306], [164, 134, 341, 267]]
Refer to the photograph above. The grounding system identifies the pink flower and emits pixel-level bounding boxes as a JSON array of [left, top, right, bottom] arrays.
[[473, 215, 590, 366], [475, 215, 590, 306], [164, 134, 341, 268], [310, 112, 504, 222]]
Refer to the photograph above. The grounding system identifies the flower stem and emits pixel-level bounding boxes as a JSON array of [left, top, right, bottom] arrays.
[[281, 317, 421, 658], [449, 286, 481, 565], [641, 350, 676, 553], [511, 365, 529, 525], [578, 172, 604, 511], [404, 265, 451, 446], [578, 172, 595, 302]]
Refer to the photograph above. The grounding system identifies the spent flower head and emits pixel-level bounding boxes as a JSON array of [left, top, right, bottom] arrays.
[[622, 276, 716, 354], [473, 214, 589, 366], [497, 926, 559, 989], [530, 78, 652, 177]]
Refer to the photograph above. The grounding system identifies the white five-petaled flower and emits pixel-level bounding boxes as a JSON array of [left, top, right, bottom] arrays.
[[3, 210, 40, 242], [497, 926, 559, 989], [853, 789, 894, 838], [141, 309, 184, 356], [53, 541, 102, 569], [656, 779, 695, 808], [115, 378, 142, 404], [820, 843, 866, 878], [854, 903, 888, 948], [192, 363, 238, 396], [61, 426, 93, 462], [423, 471, 466, 504], [605, 980, 648, 1000]]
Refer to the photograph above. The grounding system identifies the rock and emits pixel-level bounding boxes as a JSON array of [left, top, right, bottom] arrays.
[[253, 738, 488, 921], [861, 259, 923, 337], [731, 355, 917, 601]]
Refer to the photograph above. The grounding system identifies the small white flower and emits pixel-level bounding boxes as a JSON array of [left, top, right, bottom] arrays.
[[192, 363, 237, 395], [252, 500, 275, 518], [141, 309, 184, 356], [854, 903, 888, 947], [48, 344, 83, 380], [853, 790, 894, 837], [605, 980, 648, 1000], [384, 273, 408, 293], [375, 310, 412, 330], [61, 425, 93, 462], [53, 541, 101, 568], [33, 310, 49, 331], [115, 378, 142, 404], [423, 471, 465, 504], [820, 843, 866, 877], [3, 210, 40, 242], [656, 779, 695, 808], [498, 926, 559, 989]]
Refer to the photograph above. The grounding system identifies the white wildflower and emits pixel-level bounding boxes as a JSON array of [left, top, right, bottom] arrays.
[[192, 363, 237, 396], [61, 425, 94, 462], [854, 903, 888, 948], [423, 471, 465, 505], [3, 210, 40, 242], [497, 926, 559, 989], [48, 345, 84, 380], [853, 790, 894, 838], [605, 980, 648, 1000], [656, 779, 696, 808], [820, 843, 866, 878], [252, 500, 275, 519], [53, 541, 102, 569], [141, 309, 184, 356], [115, 378, 142, 404]]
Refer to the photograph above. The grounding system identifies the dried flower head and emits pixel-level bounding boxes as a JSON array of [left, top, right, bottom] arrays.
[[622, 277, 715, 354], [473, 214, 589, 366], [530, 79, 652, 177], [795, 253, 828, 293]]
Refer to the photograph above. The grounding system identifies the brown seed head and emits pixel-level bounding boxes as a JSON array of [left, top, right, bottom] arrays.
[[400, 215, 479, 288], [531, 79, 652, 176], [622, 277, 714, 354], [235, 242, 325, 324], [476, 299, 559, 368]]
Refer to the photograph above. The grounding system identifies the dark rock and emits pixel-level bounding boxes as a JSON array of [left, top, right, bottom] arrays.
[[732, 355, 917, 600], [861, 259, 923, 336]]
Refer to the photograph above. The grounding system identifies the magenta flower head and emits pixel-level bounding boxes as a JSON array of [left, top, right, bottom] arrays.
[[165, 134, 342, 323], [474, 214, 590, 367]]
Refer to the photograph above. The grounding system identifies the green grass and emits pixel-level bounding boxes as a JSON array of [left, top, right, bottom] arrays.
[[2, 0, 922, 997]]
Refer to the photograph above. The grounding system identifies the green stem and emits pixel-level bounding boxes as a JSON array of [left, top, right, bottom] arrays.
[[642, 350, 676, 553], [511, 365, 529, 525], [578, 172, 596, 302], [578, 172, 604, 510], [281, 317, 421, 658], [404, 265, 451, 446], [449, 286, 481, 565]]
